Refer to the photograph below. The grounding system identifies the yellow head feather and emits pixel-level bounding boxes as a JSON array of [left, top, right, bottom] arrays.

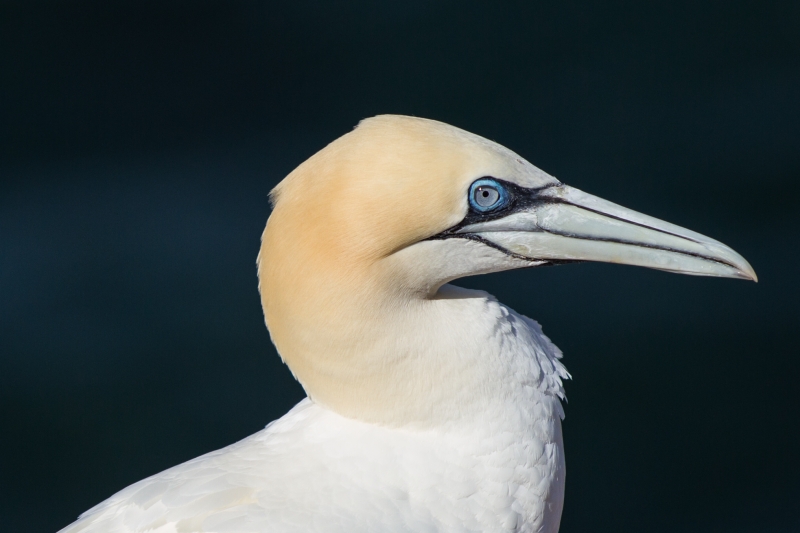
[[257, 115, 551, 424]]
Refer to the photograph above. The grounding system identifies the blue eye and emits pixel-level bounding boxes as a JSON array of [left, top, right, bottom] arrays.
[[469, 178, 508, 212]]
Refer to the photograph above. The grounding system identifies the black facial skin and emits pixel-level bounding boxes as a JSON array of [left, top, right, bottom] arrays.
[[440, 178, 562, 233], [426, 177, 573, 264]]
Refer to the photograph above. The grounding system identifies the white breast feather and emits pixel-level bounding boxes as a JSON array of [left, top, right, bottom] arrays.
[[59, 291, 569, 533]]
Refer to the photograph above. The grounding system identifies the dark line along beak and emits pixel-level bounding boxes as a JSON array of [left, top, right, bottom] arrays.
[[456, 184, 757, 281]]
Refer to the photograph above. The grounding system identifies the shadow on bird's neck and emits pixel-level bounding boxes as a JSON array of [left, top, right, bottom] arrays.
[[259, 240, 562, 429]]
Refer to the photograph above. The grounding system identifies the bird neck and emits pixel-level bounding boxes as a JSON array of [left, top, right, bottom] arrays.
[[261, 255, 568, 428]]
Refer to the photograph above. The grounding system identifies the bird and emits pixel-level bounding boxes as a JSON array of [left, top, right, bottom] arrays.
[[58, 115, 756, 533]]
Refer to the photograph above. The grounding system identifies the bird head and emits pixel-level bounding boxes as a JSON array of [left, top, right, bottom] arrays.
[[258, 115, 755, 425]]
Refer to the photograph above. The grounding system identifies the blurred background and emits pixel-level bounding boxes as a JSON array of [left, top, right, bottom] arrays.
[[1, 1, 798, 531]]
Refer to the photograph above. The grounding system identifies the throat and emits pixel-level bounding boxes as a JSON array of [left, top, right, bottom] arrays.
[[274, 282, 570, 429]]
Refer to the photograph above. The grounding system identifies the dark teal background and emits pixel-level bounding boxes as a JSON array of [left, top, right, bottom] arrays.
[[1, 2, 798, 531]]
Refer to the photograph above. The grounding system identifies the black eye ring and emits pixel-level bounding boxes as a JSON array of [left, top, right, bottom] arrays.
[[469, 178, 508, 212]]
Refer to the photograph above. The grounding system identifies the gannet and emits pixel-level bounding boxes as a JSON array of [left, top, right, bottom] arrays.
[[59, 115, 756, 533]]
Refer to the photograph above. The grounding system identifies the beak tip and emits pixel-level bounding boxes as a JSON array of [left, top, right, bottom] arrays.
[[737, 265, 758, 283], [741, 258, 758, 283]]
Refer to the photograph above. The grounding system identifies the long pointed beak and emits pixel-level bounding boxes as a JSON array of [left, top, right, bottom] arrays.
[[459, 185, 757, 281]]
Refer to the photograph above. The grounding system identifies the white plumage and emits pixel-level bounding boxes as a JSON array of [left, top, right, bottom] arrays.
[[62, 289, 567, 533], [58, 115, 754, 533]]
